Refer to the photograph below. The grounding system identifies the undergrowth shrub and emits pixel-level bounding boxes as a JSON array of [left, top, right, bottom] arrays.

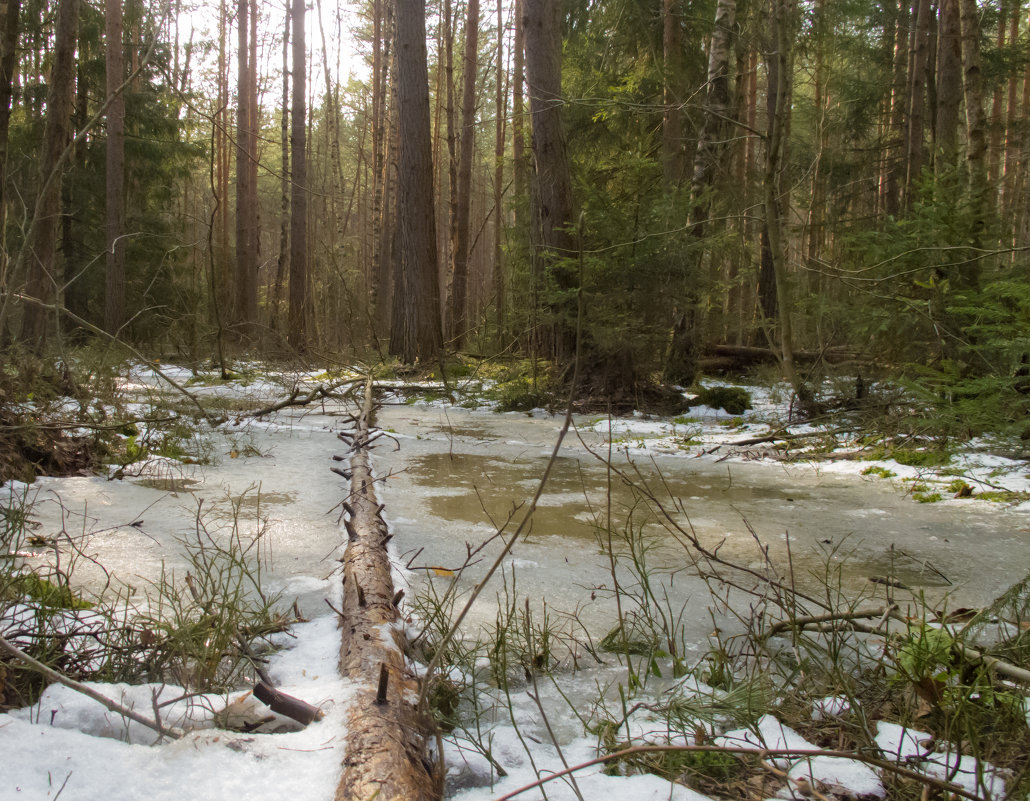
[[1, 485, 291, 709]]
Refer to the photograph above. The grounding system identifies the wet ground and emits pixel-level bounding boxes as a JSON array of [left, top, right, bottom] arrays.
[[14, 393, 1030, 656]]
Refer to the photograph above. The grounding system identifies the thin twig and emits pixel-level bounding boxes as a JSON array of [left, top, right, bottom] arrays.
[[13, 295, 219, 426], [763, 607, 892, 639], [417, 215, 587, 708], [489, 743, 984, 801], [0, 634, 184, 741], [248, 378, 362, 417]]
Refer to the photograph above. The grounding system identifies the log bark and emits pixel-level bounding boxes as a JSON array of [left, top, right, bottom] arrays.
[[703, 343, 860, 366], [335, 380, 439, 801]]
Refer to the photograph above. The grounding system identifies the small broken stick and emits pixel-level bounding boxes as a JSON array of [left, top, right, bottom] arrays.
[[184, 574, 324, 727], [254, 681, 324, 725]]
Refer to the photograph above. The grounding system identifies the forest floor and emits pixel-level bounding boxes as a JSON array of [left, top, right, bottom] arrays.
[[1, 359, 1030, 800]]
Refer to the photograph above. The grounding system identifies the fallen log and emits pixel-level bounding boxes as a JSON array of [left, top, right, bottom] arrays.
[[334, 379, 439, 801], [698, 344, 865, 373]]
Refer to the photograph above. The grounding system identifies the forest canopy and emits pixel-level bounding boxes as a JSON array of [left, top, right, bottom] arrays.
[[0, 0, 1029, 436]]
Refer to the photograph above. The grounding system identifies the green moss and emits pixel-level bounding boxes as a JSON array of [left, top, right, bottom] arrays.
[[689, 386, 752, 415], [488, 377, 551, 412], [892, 448, 952, 467], [861, 466, 897, 479], [599, 621, 658, 656], [660, 749, 739, 782], [860, 445, 952, 467], [913, 491, 943, 503], [4, 573, 93, 610], [434, 357, 476, 379], [184, 373, 220, 387], [426, 677, 461, 733], [404, 391, 444, 405]]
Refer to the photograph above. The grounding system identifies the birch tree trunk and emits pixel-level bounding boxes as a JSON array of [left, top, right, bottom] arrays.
[[763, 0, 801, 396], [663, 0, 735, 385], [988, 0, 1007, 187], [690, 0, 736, 236]]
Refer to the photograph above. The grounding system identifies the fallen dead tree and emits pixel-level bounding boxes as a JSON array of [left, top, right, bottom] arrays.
[[698, 343, 865, 373], [334, 379, 439, 801]]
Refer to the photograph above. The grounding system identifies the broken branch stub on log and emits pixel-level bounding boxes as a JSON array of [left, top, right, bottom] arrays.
[[334, 379, 439, 801]]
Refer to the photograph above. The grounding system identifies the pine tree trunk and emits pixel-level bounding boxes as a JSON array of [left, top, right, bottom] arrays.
[[20, 0, 78, 347], [662, 0, 684, 187], [905, 0, 931, 204], [442, 0, 456, 322], [523, 0, 576, 360], [0, 0, 17, 341], [959, 0, 988, 282], [217, 0, 230, 316], [389, 0, 442, 364], [234, 0, 252, 332], [248, 0, 259, 323], [883, 0, 909, 218], [369, 0, 393, 339], [1003, 6, 1020, 220], [493, 0, 506, 344], [446, 0, 479, 347], [511, 0, 526, 221], [806, 0, 826, 269], [288, 0, 307, 348], [104, 0, 125, 335], [935, 0, 962, 168], [61, 57, 88, 326], [0, 0, 20, 219], [273, 7, 289, 332]]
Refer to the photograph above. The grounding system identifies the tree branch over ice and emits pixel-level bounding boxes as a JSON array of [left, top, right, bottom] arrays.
[[0, 634, 184, 741]]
